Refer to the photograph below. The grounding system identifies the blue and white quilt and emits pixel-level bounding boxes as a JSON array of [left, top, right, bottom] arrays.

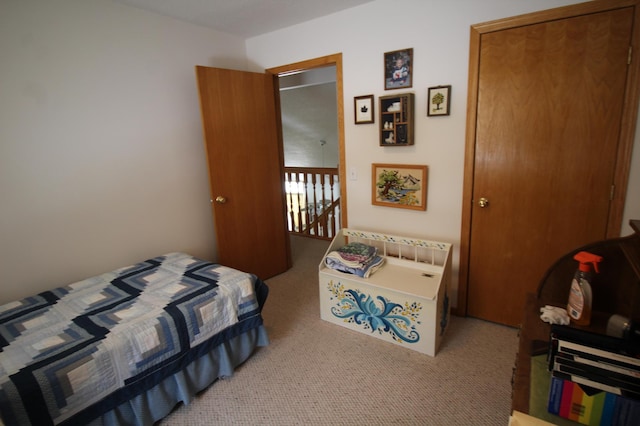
[[0, 253, 268, 425]]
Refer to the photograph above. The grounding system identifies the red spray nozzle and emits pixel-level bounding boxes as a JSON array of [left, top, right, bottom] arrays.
[[574, 251, 602, 273]]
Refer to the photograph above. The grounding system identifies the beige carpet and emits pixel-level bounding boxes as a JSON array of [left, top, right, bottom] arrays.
[[162, 235, 518, 425]]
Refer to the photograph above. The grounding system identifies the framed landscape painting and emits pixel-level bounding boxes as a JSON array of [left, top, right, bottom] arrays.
[[372, 163, 428, 210]]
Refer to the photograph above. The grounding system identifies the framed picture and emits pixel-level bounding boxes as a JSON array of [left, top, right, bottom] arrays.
[[372, 163, 428, 210], [427, 85, 451, 116], [354, 94, 374, 124], [384, 48, 413, 90]]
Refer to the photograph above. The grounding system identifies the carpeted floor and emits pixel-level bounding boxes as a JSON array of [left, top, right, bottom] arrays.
[[162, 235, 518, 425]]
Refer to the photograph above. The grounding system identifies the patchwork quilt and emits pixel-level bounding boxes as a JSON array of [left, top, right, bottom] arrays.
[[0, 253, 268, 425]]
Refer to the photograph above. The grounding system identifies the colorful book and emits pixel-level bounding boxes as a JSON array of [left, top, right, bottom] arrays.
[[548, 376, 617, 425]]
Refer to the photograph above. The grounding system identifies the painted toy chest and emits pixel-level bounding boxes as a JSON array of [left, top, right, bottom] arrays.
[[318, 228, 452, 356]]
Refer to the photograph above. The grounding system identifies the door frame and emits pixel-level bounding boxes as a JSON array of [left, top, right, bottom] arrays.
[[267, 53, 348, 231], [456, 0, 640, 316]]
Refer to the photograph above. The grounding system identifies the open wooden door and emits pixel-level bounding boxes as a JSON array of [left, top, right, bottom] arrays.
[[459, 1, 640, 326], [196, 66, 291, 279]]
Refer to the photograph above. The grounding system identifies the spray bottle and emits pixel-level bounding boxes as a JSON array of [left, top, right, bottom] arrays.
[[567, 251, 602, 326]]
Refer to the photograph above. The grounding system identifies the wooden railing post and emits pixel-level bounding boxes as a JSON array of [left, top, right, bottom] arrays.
[[328, 173, 336, 236], [295, 172, 304, 232], [285, 170, 295, 231]]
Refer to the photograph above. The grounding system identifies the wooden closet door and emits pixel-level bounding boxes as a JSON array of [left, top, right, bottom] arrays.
[[465, 7, 634, 326]]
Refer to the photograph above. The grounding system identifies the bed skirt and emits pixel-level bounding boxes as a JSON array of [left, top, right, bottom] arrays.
[[89, 325, 269, 426]]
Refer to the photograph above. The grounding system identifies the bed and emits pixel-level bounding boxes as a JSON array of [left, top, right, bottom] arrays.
[[0, 252, 269, 425]]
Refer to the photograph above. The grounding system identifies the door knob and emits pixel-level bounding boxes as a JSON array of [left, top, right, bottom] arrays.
[[215, 196, 227, 204], [478, 197, 489, 208]]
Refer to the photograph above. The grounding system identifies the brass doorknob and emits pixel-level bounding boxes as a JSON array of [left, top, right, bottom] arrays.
[[215, 196, 227, 204], [478, 197, 489, 209], [478, 197, 489, 208]]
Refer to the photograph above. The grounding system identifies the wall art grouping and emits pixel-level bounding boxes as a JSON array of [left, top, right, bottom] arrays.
[[351, 49, 448, 211], [354, 47, 451, 129]]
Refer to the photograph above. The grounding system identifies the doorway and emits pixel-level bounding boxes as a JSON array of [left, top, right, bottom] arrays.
[[457, 1, 640, 326], [268, 54, 348, 238], [279, 66, 341, 240], [279, 66, 339, 169]]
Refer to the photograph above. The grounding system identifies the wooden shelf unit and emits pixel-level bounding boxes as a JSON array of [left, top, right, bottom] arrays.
[[379, 93, 414, 146]]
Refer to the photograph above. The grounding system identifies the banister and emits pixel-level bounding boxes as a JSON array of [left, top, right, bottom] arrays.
[[284, 166, 340, 240]]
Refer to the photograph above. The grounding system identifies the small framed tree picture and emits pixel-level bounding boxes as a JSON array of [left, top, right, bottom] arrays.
[[354, 94, 374, 124], [427, 85, 451, 116]]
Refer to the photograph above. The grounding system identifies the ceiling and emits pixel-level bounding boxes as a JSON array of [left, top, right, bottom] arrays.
[[111, 0, 374, 38]]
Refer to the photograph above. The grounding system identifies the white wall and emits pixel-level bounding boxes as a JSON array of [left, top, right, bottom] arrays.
[[246, 0, 640, 305], [0, 0, 247, 303]]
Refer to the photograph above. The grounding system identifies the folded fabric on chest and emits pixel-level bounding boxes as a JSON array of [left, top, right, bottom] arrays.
[[324, 242, 385, 278]]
